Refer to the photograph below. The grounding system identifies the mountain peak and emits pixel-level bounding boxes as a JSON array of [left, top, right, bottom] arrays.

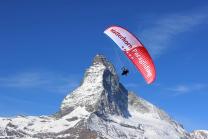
[[60, 54, 126, 117], [0, 54, 204, 139], [92, 54, 118, 76], [93, 54, 107, 65]]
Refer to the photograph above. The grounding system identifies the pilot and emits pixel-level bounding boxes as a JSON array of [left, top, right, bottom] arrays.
[[121, 67, 129, 76]]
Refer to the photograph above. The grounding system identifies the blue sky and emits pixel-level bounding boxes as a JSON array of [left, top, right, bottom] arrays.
[[0, 0, 208, 131]]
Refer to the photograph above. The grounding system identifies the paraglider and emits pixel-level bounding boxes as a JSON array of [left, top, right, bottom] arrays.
[[104, 25, 156, 84], [121, 67, 129, 76]]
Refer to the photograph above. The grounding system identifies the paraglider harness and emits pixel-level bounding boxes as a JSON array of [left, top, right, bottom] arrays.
[[121, 67, 129, 76]]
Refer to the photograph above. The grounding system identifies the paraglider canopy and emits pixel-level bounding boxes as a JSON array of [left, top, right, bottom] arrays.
[[104, 25, 156, 84]]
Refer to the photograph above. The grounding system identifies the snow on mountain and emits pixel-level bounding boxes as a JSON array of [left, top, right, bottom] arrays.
[[190, 130, 208, 139], [0, 54, 207, 139]]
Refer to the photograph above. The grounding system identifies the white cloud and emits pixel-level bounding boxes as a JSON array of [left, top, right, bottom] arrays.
[[168, 85, 190, 93], [125, 83, 140, 88], [0, 72, 47, 88], [139, 10, 208, 57], [0, 71, 80, 93], [167, 83, 207, 95]]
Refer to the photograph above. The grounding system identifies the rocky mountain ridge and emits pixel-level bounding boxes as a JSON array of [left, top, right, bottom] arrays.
[[0, 55, 207, 139]]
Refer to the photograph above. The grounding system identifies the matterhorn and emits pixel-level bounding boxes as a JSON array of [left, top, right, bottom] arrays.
[[0, 55, 207, 139]]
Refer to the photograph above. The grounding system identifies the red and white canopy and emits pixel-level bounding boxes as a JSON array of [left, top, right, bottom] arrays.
[[104, 26, 156, 84]]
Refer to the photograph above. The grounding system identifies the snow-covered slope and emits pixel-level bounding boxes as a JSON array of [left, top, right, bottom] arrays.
[[0, 54, 207, 139], [190, 130, 208, 139]]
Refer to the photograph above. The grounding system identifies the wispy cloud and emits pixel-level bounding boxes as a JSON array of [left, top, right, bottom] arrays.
[[166, 83, 207, 95], [139, 9, 208, 57], [168, 85, 190, 93], [0, 72, 80, 93], [125, 83, 141, 88]]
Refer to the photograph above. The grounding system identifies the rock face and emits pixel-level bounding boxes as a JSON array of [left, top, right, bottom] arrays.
[[61, 55, 129, 118], [0, 54, 206, 139]]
